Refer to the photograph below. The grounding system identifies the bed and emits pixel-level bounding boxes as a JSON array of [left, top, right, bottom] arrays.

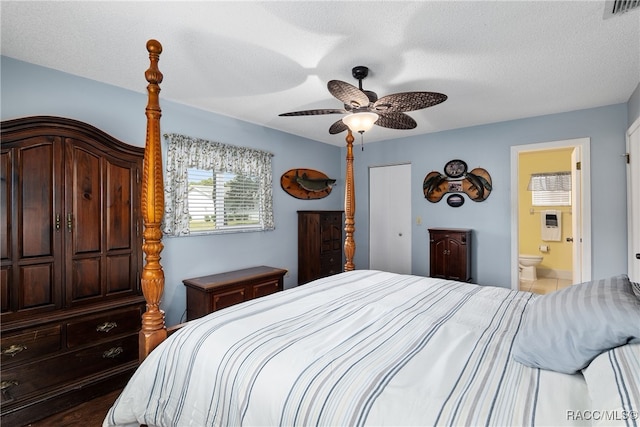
[[106, 40, 640, 426]]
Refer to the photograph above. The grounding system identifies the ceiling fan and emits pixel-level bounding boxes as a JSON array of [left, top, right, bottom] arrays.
[[279, 66, 447, 135]]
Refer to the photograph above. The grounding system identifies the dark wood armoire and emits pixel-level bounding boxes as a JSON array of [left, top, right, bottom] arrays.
[[0, 117, 145, 426], [428, 228, 472, 282], [297, 211, 343, 285]]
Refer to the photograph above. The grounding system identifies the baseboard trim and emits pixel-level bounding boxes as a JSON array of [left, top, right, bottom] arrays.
[[538, 268, 572, 281]]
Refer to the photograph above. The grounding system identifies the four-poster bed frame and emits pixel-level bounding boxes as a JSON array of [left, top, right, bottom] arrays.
[[138, 39, 357, 360]]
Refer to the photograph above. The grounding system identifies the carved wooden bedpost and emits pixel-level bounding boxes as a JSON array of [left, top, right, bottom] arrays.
[[139, 39, 167, 361], [344, 130, 356, 271]]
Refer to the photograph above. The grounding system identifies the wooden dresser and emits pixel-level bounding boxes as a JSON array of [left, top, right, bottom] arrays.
[[428, 228, 472, 282], [0, 117, 145, 426], [183, 266, 287, 321], [297, 210, 343, 285]]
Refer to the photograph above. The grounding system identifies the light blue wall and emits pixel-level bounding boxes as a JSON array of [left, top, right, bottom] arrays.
[[1, 57, 342, 325], [1, 56, 634, 325], [344, 104, 630, 287]]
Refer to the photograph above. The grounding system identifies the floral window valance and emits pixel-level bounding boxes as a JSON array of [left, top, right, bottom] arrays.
[[162, 133, 274, 236]]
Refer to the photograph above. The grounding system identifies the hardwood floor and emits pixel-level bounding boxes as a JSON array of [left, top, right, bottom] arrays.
[[24, 389, 121, 427]]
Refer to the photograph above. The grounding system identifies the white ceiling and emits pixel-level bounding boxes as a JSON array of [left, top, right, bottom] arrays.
[[1, 1, 639, 146]]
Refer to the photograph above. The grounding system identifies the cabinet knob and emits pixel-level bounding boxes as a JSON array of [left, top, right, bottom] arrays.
[[96, 321, 118, 333], [0, 380, 18, 391], [1, 344, 27, 357], [103, 347, 124, 359]]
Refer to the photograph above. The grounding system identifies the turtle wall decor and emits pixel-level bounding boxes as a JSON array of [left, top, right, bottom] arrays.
[[423, 160, 492, 204]]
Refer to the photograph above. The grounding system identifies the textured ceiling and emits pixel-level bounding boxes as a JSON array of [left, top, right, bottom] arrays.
[[1, 1, 639, 146]]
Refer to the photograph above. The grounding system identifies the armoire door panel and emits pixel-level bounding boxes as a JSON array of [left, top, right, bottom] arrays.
[[106, 162, 133, 251], [320, 224, 341, 253], [70, 146, 102, 254], [106, 255, 132, 293], [20, 143, 56, 258], [432, 239, 447, 277], [20, 264, 54, 308], [1, 267, 10, 312], [448, 239, 464, 279], [71, 258, 101, 300], [1, 149, 11, 261]]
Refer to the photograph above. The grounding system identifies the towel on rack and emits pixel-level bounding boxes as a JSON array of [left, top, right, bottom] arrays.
[[541, 210, 561, 241]]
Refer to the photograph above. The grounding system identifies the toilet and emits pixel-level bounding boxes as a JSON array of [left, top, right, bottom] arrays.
[[519, 254, 543, 281]]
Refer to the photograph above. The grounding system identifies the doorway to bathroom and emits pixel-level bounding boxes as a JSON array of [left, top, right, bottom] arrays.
[[510, 138, 592, 292]]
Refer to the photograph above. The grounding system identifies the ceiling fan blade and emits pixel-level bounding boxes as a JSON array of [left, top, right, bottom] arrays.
[[329, 119, 349, 134], [327, 80, 370, 109], [375, 112, 417, 130], [279, 108, 346, 117], [373, 92, 447, 113]]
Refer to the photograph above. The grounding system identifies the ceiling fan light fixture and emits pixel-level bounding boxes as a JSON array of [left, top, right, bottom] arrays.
[[342, 111, 379, 133]]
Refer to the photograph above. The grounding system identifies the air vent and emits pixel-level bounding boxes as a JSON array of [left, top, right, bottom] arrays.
[[603, 0, 640, 18]]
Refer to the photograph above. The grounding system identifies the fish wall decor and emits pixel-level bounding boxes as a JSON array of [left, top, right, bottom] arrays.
[[281, 169, 336, 199]]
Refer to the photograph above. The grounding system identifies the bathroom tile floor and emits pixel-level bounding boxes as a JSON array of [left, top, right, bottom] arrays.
[[519, 277, 573, 295]]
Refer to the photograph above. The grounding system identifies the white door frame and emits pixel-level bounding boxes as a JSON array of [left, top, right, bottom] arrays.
[[627, 117, 640, 282], [510, 138, 592, 289]]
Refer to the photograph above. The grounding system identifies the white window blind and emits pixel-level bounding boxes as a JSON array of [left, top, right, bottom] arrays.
[[187, 168, 261, 232], [528, 171, 572, 206], [532, 190, 571, 206]]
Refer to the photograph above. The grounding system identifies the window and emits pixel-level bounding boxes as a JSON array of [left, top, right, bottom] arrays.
[[187, 169, 261, 232], [528, 172, 571, 207], [163, 133, 274, 236]]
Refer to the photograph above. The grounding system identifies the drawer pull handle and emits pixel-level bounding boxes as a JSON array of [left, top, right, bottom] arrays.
[[1, 344, 27, 357], [103, 347, 124, 359], [0, 380, 18, 391], [96, 322, 117, 333]]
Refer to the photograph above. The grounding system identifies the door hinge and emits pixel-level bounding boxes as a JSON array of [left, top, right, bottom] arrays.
[[575, 161, 581, 170], [624, 153, 630, 164]]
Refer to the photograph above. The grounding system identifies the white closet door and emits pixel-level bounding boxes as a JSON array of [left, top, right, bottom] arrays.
[[369, 164, 411, 274], [628, 118, 640, 282]]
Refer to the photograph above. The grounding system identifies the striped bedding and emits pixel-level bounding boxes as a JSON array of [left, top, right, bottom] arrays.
[[104, 270, 604, 426]]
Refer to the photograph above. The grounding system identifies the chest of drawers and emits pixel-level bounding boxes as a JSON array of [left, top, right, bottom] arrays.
[[0, 299, 144, 427], [298, 211, 343, 284], [183, 266, 287, 321]]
